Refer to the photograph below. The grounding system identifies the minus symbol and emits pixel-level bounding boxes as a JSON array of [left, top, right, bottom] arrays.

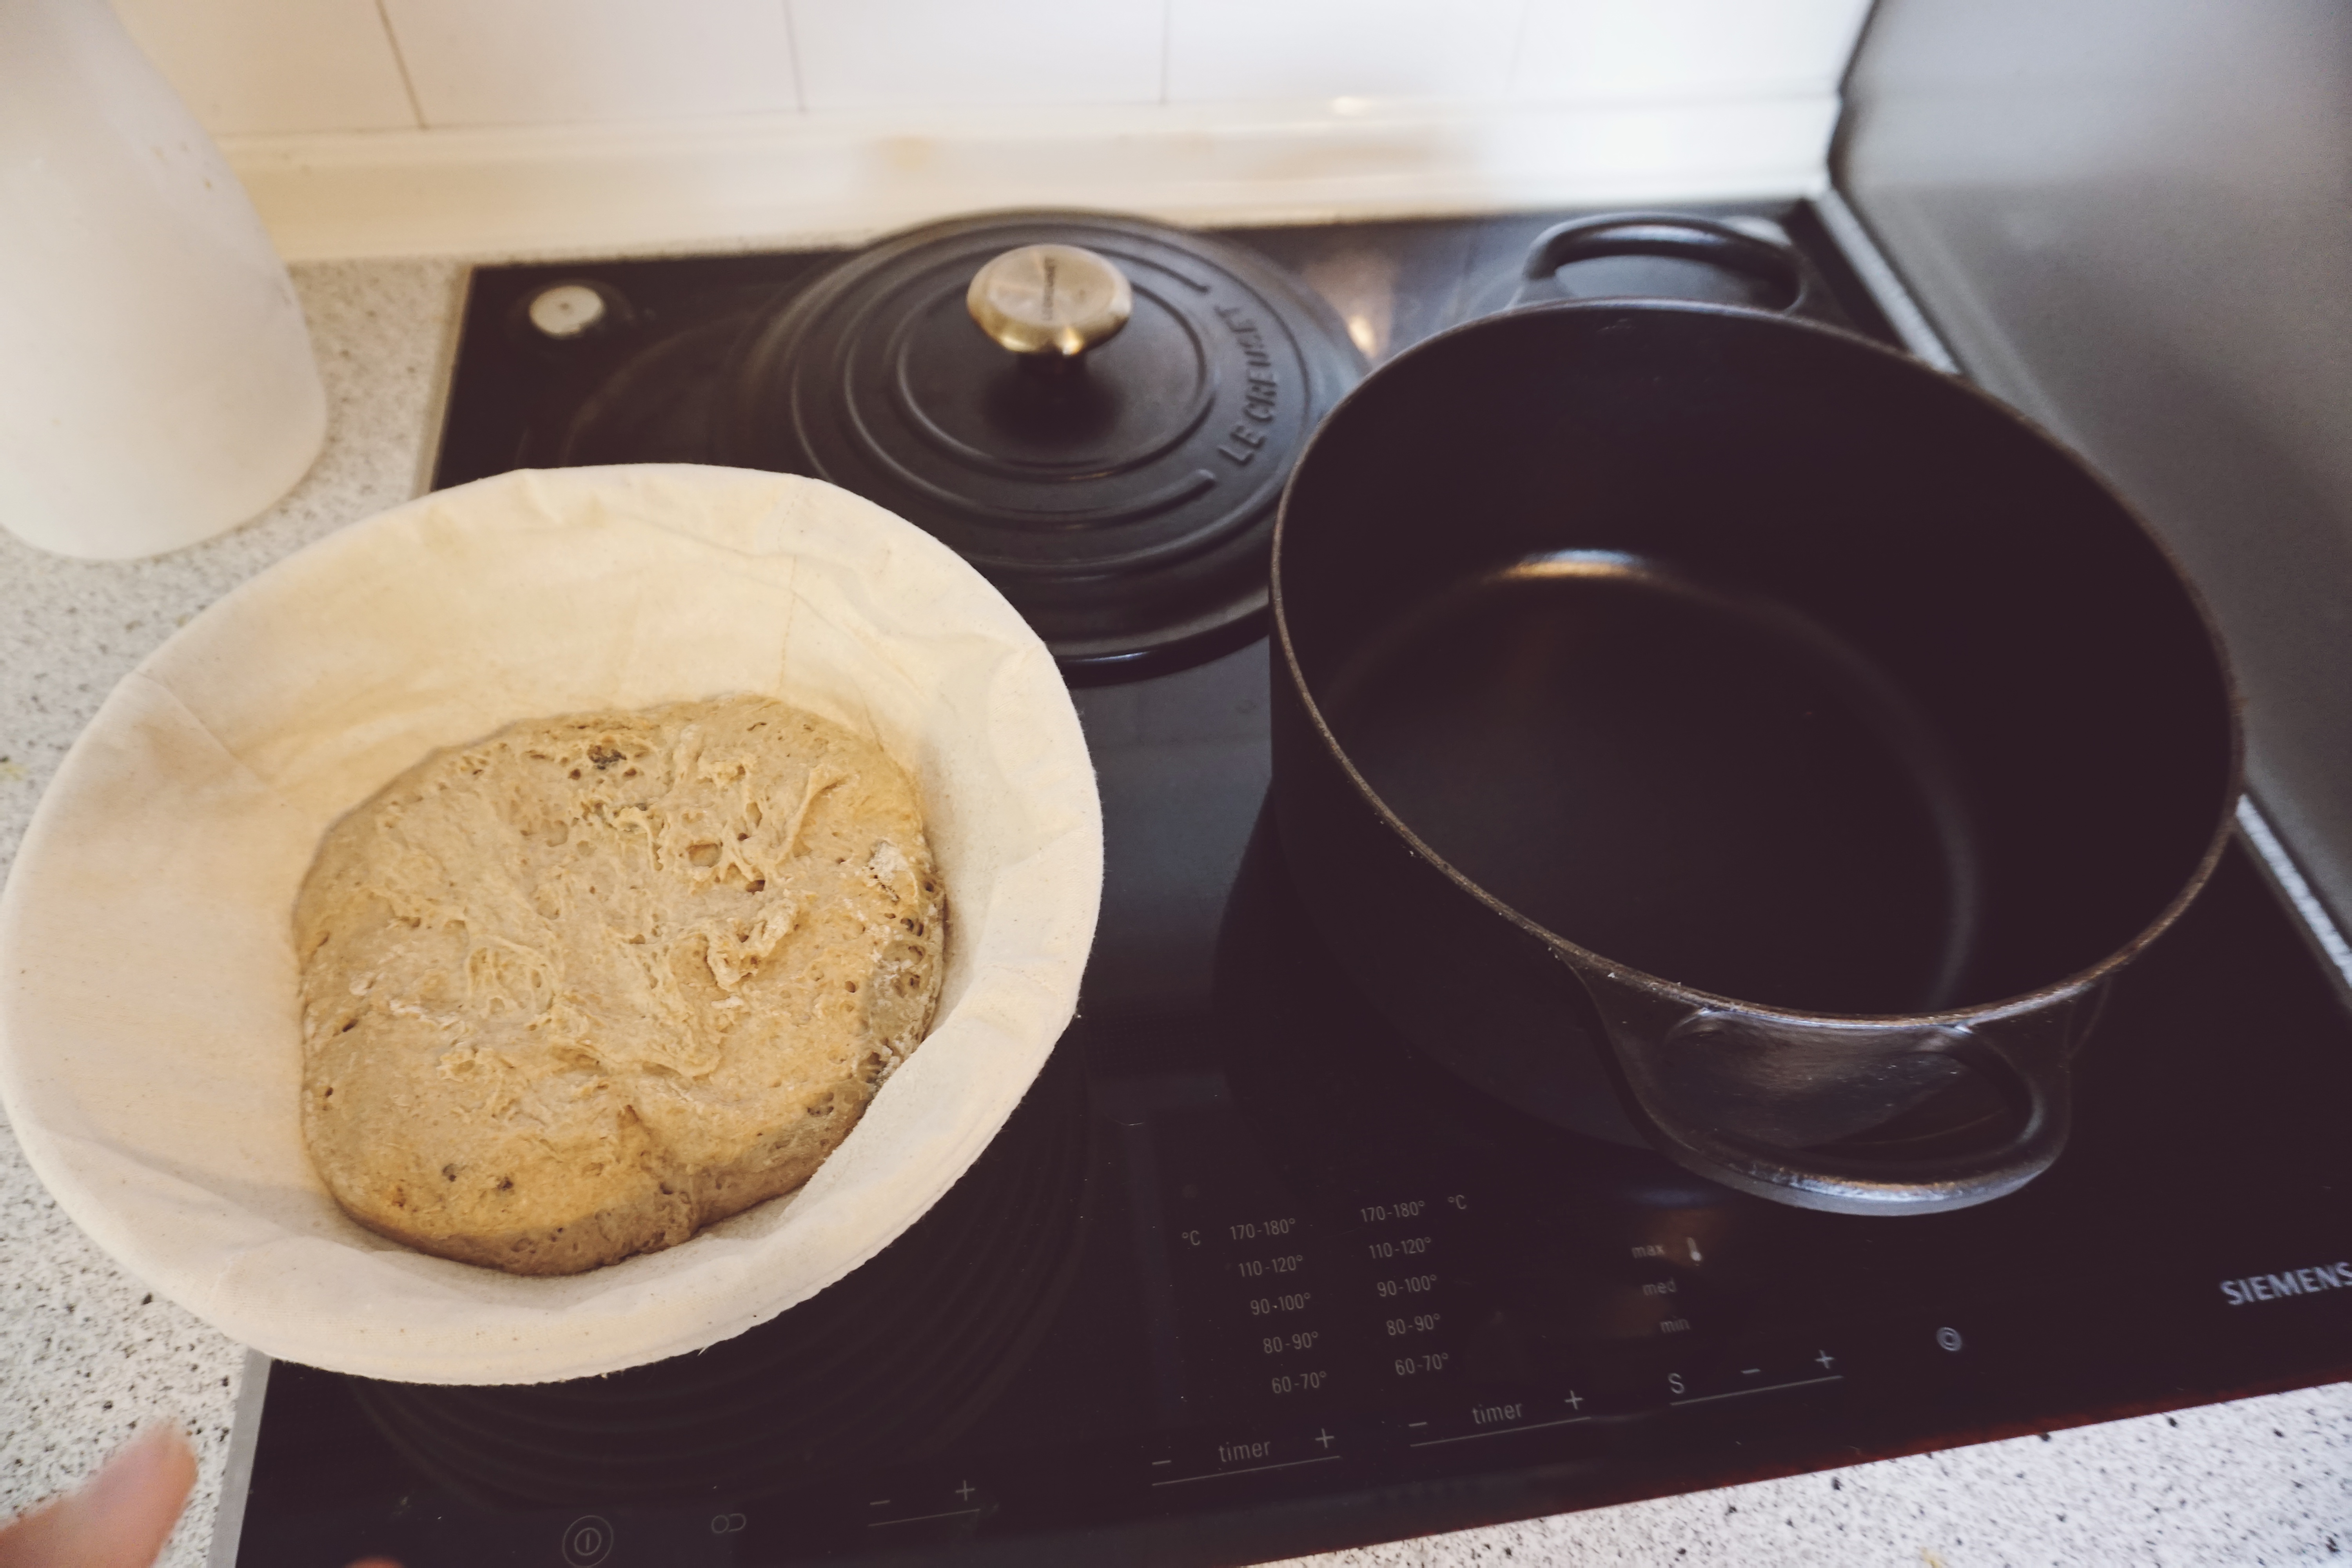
[[1406, 1421, 1428, 1429], [869, 1499, 891, 1508], [1742, 1368, 1762, 1376], [1151, 1460, 1172, 1467]]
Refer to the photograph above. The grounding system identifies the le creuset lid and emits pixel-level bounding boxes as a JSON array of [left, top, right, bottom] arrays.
[[716, 211, 1364, 679]]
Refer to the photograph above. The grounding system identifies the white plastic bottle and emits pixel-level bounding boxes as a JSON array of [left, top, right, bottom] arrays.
[[0, 0, 327, 559]]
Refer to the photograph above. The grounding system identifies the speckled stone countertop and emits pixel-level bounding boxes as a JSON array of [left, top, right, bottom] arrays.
[[3, 258, 2351, 1568]]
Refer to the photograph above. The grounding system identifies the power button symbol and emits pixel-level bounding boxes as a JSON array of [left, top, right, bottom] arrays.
[[1936, 1326, 1964, 1353], [561, 1515, 615, 1567]]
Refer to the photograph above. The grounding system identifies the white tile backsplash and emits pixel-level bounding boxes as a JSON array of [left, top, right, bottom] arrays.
[[111, 0, 416, 135], [1166, 0, 1528, 104], [1514, 0, 1873, 103], [382, 0, 800, 127], [114, 0, 1869, 261], [122, 0, 1875, 139], [788, 0, 1165, 109]]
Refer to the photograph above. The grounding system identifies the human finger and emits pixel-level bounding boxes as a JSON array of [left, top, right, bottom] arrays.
[[0, 1424, 196, 1568]]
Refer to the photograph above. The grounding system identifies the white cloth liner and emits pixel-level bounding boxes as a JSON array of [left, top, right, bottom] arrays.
[[0, 466, 1102, 1385]]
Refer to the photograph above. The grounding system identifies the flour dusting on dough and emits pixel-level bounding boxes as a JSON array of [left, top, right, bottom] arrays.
[[295, 695, 947, 1276]]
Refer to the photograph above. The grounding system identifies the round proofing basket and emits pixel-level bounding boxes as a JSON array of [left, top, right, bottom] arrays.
[[0, 466, 1103, 1385]]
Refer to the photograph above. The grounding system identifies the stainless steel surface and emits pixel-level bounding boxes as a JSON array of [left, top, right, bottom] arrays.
[[1809, 188, 1956, 374], [1837, 0, 2352, 932], [2238, 797, 2352, 999], [205, 1352, 271, 1568], [965, 243, 1132, 358]]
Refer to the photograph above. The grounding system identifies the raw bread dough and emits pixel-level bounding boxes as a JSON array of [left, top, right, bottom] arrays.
[[295, 696, 946, 1276]]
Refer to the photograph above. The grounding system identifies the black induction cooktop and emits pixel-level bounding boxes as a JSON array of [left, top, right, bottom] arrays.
[[217, 201, 2352, 1568]]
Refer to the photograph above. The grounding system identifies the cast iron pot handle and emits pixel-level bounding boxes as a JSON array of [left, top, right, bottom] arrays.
[[1513, 212, 1817, 317], [1579, 976, 2096, 1216]]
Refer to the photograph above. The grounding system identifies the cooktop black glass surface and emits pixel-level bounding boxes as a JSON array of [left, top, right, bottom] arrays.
[[222, 203, 2352, 1567]]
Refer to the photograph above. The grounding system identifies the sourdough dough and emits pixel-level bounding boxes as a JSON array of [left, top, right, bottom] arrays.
[[294, 696, 946, 1276]]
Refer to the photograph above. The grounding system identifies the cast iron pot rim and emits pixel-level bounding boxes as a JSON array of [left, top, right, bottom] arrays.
[[1269, 295, 2246, 1031]]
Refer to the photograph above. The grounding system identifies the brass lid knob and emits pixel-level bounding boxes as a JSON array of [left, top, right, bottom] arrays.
[[966, 243, 1133, 359]]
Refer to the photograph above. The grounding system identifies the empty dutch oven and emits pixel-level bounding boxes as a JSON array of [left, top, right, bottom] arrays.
[[1269, 214, 2239, 1215]]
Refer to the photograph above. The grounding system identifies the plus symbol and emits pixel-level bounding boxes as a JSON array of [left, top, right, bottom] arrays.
[[955, 1480, 976, 1502], [1564, 1390, 1585, 1410], [1312, 1428, 1336, 1450], [1814, 1350, 1836, 1370]]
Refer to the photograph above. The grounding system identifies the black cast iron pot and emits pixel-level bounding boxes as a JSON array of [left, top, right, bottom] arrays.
[[1269, 216, 2240, 1216]]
